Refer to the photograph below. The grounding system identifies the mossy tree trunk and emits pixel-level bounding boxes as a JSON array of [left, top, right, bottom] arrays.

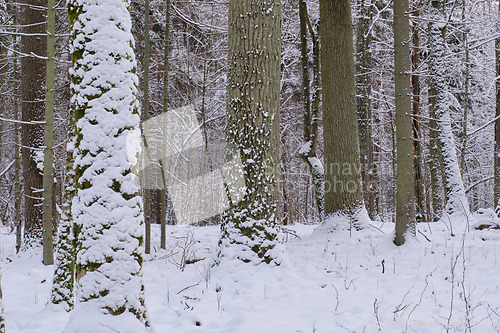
[[64, 0, 151, 329], [219, 0, 281, 264]]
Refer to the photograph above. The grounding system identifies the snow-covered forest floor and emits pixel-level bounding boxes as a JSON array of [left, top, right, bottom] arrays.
[[1, 214, 500, 333]]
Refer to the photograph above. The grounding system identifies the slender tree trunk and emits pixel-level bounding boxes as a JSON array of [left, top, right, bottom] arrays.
[[299, 0, 324, 220], [460, 3, 470, 176], [428, 0, 469, 218], [15, 88, 21, 253], [219, 0, 281, 264], [21, 0, 46, 245], [320, 0, 366, 227], [0, 267, 4, 333], [356, 0, 377, 220], [142, 0, 151, 255], [394, 0, 415, 245], [50, 120, 76, 310], [42, 0, 56, 265], [12, 27, 22, 252], [159, 0, 171, 250], [411, 2, 426, 222], [494, 2, 500, 211], [428, 86, 443, 220]]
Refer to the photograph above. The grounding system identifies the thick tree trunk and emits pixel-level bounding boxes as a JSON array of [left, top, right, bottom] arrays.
[[394, 0, 415, 245], [320, 0, 366, 228], [219, 0, 281, 264], [21, 0, 46, 244], [65, 0, 150, 329]]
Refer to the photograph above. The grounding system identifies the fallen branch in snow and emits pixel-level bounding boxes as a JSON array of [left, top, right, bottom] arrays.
[[418, 230, 431, 242], [176, 282, 200, 295], [373, 298, 381, 331]]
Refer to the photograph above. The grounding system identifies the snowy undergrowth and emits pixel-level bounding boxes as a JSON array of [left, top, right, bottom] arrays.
[[1, 215, 500, 332]]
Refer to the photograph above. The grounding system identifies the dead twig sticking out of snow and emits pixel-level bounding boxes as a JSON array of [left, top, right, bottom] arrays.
[[406, 269, 435, 330], [418, 230, 432, 242], [176, 282, 200, 295], [330, 282, 340, 312], [216, 284, 222, 313], [99, 323, 120, 332], [373, 298, 381, 331], [393, 286, 413, 322]]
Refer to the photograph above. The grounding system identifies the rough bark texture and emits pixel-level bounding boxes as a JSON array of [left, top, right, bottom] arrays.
[[394, 0, 415, 245], [321, 0, 365, 226], [219, 0, 281, 264], [20, 0, 46, 244]]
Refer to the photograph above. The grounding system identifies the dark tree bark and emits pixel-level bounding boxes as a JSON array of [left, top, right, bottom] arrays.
[[21, 0, 46, 244]]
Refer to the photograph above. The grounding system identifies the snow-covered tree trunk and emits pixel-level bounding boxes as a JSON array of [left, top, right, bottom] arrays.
[[51, 125, 76, 310], [320, 0, 368, 228], [428, 0, 470, 218], [494, 3, 500, 211], [142, 0, 152, 255], [218, 0, 281, 264], [64, 0, 150, 330], [394, 0, 415, 245]]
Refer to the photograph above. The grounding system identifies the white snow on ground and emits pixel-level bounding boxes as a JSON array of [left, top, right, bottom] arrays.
[[1, 215, 500, 332]]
